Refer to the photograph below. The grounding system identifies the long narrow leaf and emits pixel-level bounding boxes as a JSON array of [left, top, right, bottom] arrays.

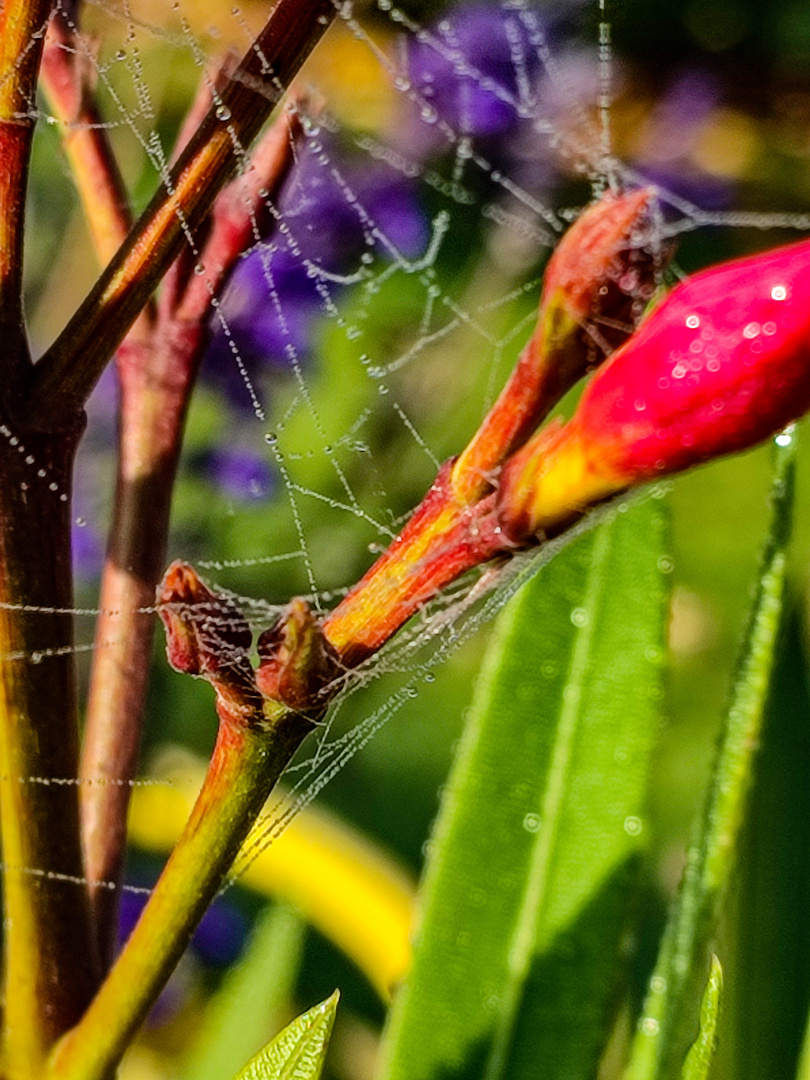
[[230, 991, 338, 1080], [728, 609, 810, 1080], [378, 495, 670, 1080], [624, 437, 797, 1080]]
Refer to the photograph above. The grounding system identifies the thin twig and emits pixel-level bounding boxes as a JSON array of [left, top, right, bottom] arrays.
[[28, 0, 337, 427], [80, 100, 301, 965]]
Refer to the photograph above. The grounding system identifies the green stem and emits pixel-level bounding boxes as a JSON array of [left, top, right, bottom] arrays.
[[48, 709, 313, 1080]]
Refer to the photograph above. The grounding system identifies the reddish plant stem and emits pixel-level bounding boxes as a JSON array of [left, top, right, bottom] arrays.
[[40, 11, 134, 271], [80, 106, 300, 966], [0, 0, 52, 374], [322, 462, 510, 667], [29, 0, 336, 426]]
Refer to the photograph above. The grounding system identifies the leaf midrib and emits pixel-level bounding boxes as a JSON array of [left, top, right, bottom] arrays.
[[482, 523, 612, 1080]]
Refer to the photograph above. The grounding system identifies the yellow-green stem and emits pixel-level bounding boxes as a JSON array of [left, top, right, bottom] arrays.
[[48, 709, 312, 1080]]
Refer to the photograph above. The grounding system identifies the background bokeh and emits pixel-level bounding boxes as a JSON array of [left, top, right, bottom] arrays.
[[22, 0, 810, 1075]]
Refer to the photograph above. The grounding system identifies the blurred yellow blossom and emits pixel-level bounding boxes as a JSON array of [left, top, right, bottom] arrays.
[[128, 749, 415, 1000]]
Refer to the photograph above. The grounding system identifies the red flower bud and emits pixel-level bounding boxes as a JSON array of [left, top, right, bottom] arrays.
[[499, 237, 810, 537]]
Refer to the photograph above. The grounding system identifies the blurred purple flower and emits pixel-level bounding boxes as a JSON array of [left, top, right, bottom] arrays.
[[634, 68, 735, 210], [71, 518, 104, 582], [119, 889, 248, 968], [203, 148, 427, 403], [205, 446, 274, 502], [407, 3, 542, 140]]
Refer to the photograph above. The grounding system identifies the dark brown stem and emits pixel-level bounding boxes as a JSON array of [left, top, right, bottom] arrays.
[[80, 107, 300, 967], [29, 0, 336, 427], [0, 426, 100, 1080]]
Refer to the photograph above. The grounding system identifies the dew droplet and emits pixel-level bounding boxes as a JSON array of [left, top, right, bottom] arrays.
[[650, 975, 667, 994], [215, 104, 232, 122], [523, 812, 541, 833], [771, 284, 788, 301], [742, 321, 760, 339], [76, 517, 86, 527], [624, 815, 643, 836], [641, 1017, 660, 1037], [570, 607, 588, 628], [264, 432, 277, 444], [685, 314, 700, 329]]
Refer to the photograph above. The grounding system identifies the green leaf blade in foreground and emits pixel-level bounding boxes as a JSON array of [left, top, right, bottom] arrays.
[[681, 956, 723, 1080], [378, 496, 670, 1080], [230, 991, 338, 1080], [624, 438, 797, 1080]]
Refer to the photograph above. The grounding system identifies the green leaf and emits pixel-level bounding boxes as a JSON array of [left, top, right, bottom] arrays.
[[624, 438, 797, 1080], [728, 609, 810, 1080], [181, 903, 306, 1080], [378, 495, 670, 1080], [681, 956, 723, 1080], [230, 991, 339, 1080]]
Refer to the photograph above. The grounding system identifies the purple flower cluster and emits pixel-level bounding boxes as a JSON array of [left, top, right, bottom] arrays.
[[406, 4, 543, 140], [203, 152, 428, 404], [203, 2, 588, 411], [203, 446, 274, 502]]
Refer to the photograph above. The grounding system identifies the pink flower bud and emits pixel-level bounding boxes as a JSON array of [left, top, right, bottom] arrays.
[[499, 237, 810, 538]]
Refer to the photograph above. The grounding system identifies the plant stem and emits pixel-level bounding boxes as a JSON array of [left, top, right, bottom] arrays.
[[30, 0, 336, 425], [0, 3, 101, 1075], [79, 335, 194, 962], [48, 709, 313, 1080], [80, 106, 300, 965], [0, 431, 100, 1080], [0, 0, 51, 347]]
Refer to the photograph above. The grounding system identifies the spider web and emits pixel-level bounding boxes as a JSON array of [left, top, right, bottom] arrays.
[[8, 0, 809, 902]]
